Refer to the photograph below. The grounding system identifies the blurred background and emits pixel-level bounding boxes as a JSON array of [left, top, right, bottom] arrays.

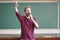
[[0, 0, 60, 40]]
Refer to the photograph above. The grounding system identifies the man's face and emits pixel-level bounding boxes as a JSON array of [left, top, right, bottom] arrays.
[[25, 8, 31, 16]]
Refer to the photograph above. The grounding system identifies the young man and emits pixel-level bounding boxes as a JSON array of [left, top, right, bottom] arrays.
[[15, 2, 39, 40]]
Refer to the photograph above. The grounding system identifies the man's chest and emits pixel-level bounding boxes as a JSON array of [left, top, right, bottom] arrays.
[[22, 17, 33, 26]]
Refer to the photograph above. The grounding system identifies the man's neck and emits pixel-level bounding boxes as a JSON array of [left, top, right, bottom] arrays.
[[26, 16, 31, 19]]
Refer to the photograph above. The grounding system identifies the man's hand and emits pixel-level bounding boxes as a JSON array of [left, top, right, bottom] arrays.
[[30, 14, 33, 19], [15, 1, 19, 7], [15, 1, 19, 12]]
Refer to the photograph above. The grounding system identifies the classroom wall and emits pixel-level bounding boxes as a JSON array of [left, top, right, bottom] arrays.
[[0, 0, 59, 1], [0, 2, 58, 29], [0, 0, 58, 1]]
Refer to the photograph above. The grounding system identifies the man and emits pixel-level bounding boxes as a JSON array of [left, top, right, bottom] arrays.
[[15, 2, 39, 40]]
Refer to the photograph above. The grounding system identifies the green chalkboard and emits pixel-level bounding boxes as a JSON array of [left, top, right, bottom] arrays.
[[0, 3, 57, 29]]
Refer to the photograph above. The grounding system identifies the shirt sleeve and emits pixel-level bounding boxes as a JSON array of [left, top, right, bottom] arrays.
[[16, 12, 23, 21], [33, 17, 37, 27]]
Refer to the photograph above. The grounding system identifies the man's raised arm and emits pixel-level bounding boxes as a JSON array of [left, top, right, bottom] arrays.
[[14, 1, 19, 12], [14, 1, 22, 21]]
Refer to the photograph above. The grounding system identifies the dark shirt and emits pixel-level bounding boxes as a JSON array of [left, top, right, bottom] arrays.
[[16, 12, 36, 40]]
